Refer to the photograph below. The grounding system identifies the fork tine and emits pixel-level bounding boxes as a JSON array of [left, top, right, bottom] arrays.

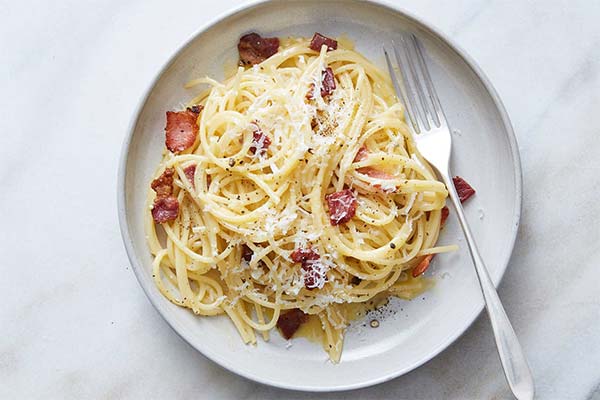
[[402, 34, 439, 129], [383, 46, 420, 134], [396, 36, 436, 130], [390, 42, 427, 134], [407, 34, 447, 128]]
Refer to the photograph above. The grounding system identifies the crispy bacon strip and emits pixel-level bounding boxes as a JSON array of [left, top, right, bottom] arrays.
[[151, 167, 175, 197], [150, 168, 179, 223], [165, 108, 201, 153], [277, 309, 308, 339], [309, 32, 337, 52], [238, 32, 280, 65], [325, 189, 357, 225], [151, 196, 179, 223]]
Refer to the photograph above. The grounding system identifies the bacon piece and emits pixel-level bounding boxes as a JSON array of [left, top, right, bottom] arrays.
[[441, 206, 450, 225], [151, 167, 175, 197], [277, 309, 308, 339], [354, 145, 369, 162], [306, 67, 337, 99], [439, 178, 474, 225], [290, 247, 320, 264], [187, 105, 203, 115], [183, 163, 212, 190], [241, 244, 253, 262], [151, 196, 179, 223], [249, 126, 272, 155], [321, 67, 336, 97], [453, 176, 476, 203], [302, 261, 328, 290], [238, 32, 280, 65], [150, 168, 179, 223], [412, 254, 434, 278], [357, 167, 397, 193], [309, 33, 338, 52], [357, 167, 395, 181], [325, 189, 357, 225], [165, 110, 199, 153], [353, 146, 398, 192], [290, 247, 327, 289], [183, 164, 196, 187]]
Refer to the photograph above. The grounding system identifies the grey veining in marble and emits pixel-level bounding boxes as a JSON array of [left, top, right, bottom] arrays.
[[1, 0, 599, 399]]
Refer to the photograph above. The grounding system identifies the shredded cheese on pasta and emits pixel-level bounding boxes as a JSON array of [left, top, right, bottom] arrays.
[[145, 36, 448, 362]]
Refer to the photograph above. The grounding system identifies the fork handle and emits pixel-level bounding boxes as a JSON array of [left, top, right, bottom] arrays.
[[440, 171, 535, 400]]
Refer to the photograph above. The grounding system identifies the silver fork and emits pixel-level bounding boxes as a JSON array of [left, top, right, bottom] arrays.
[[384, 35, 534, 400]]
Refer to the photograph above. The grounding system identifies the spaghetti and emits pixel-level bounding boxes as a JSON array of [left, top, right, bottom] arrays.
[[145, 33, 453, 362]]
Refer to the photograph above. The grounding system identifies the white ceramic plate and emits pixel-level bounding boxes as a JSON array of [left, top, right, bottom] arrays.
[[118, 0, 521, 391]]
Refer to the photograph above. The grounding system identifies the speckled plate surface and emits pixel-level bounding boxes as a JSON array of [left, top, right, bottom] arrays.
[[118, 0, 521, 391]]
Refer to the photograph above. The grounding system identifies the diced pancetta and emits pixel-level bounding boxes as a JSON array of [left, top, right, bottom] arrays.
[[306, 67, 337, 99], [238, 32, 280, 65], [290, 247, 327, 290], [321, 67, 336, 96], [325, 189, 357, 225], [249, 126, 272, 155], [301, 260, 328, 290], [309, 33, 337, 52], [276, 309, 308, 339], [290, 247, 320, 264], [439, 177, 475, 225], [453, 176, 476, 203]]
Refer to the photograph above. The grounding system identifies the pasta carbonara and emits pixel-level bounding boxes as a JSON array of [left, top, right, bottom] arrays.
[[145, 32, 453, 362]]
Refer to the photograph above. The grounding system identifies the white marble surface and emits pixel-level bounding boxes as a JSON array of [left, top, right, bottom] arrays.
[[1, 0, 599, 398]]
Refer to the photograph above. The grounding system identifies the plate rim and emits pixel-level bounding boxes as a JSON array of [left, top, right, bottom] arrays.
[[117, 0, 523, 391]]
